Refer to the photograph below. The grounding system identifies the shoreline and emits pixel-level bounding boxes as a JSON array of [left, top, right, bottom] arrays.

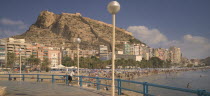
[[80, 66, 210, 80], [78, 66, 210, 96], [1, 66, 210, 96]]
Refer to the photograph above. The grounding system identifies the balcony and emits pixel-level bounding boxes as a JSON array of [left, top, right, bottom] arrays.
[[43, 56, 48, 58], [32, 52, 37, 54], [26, 51, 32, 53], [26, 50, 32, 52], [7, 48, 14, 51], [7, 50, 13, 52], [0, 57, 5, 59], [7, 45, 14, 48]]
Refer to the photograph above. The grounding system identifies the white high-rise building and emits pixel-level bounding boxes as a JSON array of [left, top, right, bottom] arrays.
[[99, 45, 109, 60], [169, 46, 181, 63]]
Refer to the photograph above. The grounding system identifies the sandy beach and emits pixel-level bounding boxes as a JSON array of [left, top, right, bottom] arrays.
[[0, 66, 210, 96], [0, 86, 6, 96]]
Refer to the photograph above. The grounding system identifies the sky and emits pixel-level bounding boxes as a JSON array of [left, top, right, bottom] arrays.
[[0, 0, 210, 59]]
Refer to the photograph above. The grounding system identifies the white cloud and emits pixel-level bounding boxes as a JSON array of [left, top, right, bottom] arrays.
[[174, 35, 210, 59], [0, 18, 24, 25], [0, 29, 22, 38], [183, 34, 209, 44], [0, 18, 27, 39], [127, 26, 210, 59], [127, 26, 168, 45], [0, 18, 27, 29]]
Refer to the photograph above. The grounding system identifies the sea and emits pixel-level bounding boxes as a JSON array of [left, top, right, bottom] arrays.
[[122, 69, 210, 96]]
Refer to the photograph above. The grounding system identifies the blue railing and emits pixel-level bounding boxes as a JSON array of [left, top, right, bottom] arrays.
[[0, 74, 209, 96]]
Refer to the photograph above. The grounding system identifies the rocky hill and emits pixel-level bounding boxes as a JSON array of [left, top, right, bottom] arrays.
[[201, 57, 210, 66], [13, 11, 143, 50]]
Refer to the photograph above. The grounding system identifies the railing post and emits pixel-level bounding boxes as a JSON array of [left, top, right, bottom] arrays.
[[37, 74, 39, 82], [66, 75, 68, 85], [117, 79, 122, 95], [79, 76, 83, 87], [197, 89, 206, 96], [143, 82, 148, 96], [8, 74, 11, 81], [52, 75, 55, 83], [22, 74, 25, 81], [96, 77, 100, 90]]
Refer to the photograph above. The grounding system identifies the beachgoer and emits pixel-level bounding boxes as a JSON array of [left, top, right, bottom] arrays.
[[68, 71, 75, 86], [106, 86, 109, 91], [187, 83, 190, 88]]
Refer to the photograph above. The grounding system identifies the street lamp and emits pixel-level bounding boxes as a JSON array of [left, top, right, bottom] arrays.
[[75, 38, 81, 85], [19, 48, 22, 81], [107, 1, 120, 96]]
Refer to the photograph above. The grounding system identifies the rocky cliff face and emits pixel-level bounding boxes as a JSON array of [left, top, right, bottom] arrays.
[[13, 11, 142, 50]]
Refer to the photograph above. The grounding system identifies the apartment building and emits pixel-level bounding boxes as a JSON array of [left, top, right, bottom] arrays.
[[31, 43, 47, 61], [169, 46, 181, 63], [6, 38, 28, 66], [99, 45, 109, 60], [133, 44, 140, 55], [140, 44, 150, 60], [153, 48, 170, 61], [31, 43, 62, 68], [149, 48, 154, 58], [124, 42, 131, 55], [0, 39, 7, 67], [48, 47, 61, 68], [116, 54, 142, 61], [63, 48, 98, 60]]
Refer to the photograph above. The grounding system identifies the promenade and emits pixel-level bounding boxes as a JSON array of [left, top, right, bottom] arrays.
[[0, 81, 111, 96], [1, 67, 209, 96]]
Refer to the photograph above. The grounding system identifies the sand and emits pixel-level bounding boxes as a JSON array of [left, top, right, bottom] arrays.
[[0, 86, 6, 96]]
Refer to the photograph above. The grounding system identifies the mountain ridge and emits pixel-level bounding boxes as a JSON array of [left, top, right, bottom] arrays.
[[13, 10, 144, 50]]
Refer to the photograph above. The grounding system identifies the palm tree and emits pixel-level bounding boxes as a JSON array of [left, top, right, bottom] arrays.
[[7, 52, 16, 69], [26, 55, 41, 70], [42, 58, 51, 72]]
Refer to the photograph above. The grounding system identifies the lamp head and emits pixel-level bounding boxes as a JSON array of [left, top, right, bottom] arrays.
[[107, 1, 120, 14], [76, 38, 81, 44]]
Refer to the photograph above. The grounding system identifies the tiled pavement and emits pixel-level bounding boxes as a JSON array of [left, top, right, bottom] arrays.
[[0, 81, 111, 96]]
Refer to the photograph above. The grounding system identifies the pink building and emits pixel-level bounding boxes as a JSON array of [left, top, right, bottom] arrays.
[[154, 48, 168, 61], [31, 43, 62, 68], [48, 47, 61, 68]]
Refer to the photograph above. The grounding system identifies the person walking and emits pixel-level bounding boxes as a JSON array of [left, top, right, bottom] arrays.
[[68, 71, 75, 86]]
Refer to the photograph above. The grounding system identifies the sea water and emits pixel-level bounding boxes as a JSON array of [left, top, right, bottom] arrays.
[[122, 69, 210, 96]]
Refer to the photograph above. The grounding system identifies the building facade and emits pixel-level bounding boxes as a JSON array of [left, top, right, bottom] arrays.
[[153, 48, 169, 61], [169, 46, 181, 63], [48, 47, 61, 68], [116, 54, 142, 61], [31, 43, 62, 68], [6, 38, 28, 66], [124, 42, 131, 55], [0, 39, 7, 67], [99, 45, 109, 60]]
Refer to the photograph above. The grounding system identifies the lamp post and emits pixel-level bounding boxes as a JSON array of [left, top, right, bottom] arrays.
[[19, 48, 22, 81], [75, 38, 81, 85], [107, 1, 120, 96]]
